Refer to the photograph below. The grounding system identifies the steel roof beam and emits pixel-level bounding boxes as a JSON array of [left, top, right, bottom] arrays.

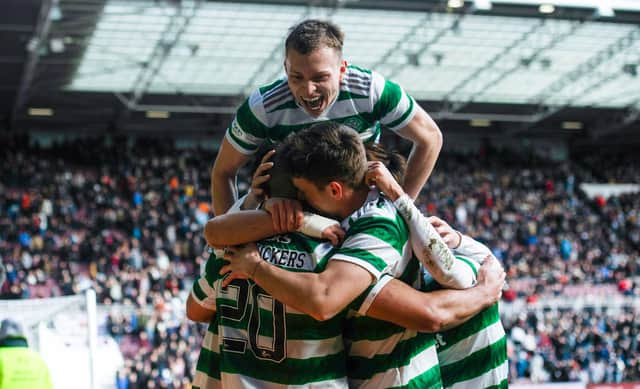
[[368, 12, 432, 74], [124, 0, 201, 107], [439, 19, 545, 108], [385, 12, 468, 81], [11, 0, 55, 126], [507, 26, 640, 135], [443, 19, 585, 116]]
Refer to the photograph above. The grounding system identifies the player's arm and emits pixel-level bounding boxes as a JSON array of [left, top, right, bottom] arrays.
[[375, 75, 441, 199], [220, 244, 374, 321], [205, 190, 281, 248], [204, 199, 343, 248], [186, 276, 217, 323], [395, 106, 442, 200], [211, 137, 252, 215], [367, 162, 476, 289], [205, 210, 276, 248], [365, 256, 505, 332], [219, 209, 400, 321], [428, 215, 496, 265], [186, 252, 226, 322], [186, 294, 216, 323]]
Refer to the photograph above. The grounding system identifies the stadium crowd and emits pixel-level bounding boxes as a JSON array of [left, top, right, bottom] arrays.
[[414, 148, 639, 301], [1, 134, 639, 386]]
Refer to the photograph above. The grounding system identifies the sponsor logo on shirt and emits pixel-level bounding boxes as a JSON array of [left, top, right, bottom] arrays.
[[344, 117, 366, 131], [257, 241, 310, 270], [230, 119, 245, 139]]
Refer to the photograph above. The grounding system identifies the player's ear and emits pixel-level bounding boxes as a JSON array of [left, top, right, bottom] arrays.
[[339, 59, 347, 81], [328, 181, 343, 200]]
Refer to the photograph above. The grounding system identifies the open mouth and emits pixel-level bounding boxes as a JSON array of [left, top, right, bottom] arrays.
[[301, 96, 324, 113]]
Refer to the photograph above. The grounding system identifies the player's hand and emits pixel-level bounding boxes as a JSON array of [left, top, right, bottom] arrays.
[[219, 243, 261, 287], [247, 149, 276, 205], [427, 216, 461, 249], [321, 224, 346, 246], [365, 161, 404, 201], [264, 197, 304, 234], [476, 256, 505, 305]]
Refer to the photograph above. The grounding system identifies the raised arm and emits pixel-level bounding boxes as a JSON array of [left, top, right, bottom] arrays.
[[220, 244, 374, 321], [211, 137, 252, 215], [395, 107, 442, 199], [365, 256, 505, 332], [366, 161, 476, 289]]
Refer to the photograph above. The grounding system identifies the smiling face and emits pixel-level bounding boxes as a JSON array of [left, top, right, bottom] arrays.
[[285, 46, 347, 117]]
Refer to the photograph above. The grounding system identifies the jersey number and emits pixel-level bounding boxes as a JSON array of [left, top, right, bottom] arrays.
[[219, 279, 286, 362]]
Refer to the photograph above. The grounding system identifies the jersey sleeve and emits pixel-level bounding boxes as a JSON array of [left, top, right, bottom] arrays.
[[190, 251, 226, 310], [455, 255, 480, 277], [356, 273, 395, 315], [370, 71, 417, 132], [330, 215, 406, 280], [454, 235, 494, 264], [393, 194, 477, 289], [224, 90, 271, 155]]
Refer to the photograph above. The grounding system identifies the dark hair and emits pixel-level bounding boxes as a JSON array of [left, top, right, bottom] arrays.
[[279, 122, 366, 189], [248, 143, 276, 178], [365, 143, 407, 186], [285, 19, 344, 56], [267, 144, 298, 199], [249, 143, 297, 199]]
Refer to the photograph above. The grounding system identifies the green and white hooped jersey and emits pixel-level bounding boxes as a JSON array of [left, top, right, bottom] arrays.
[[190, 235, 348, 389], [190, 251, 223, 389], [225, 65, 417, 155], [424, 254, 508, 389], [335, 189, 442, 389]]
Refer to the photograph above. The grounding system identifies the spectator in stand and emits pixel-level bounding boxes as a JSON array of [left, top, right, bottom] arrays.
[[505, 307, 640, 384]]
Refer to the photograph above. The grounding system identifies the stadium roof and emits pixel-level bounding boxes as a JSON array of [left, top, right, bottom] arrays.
[[2, 0, 640, 146]]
